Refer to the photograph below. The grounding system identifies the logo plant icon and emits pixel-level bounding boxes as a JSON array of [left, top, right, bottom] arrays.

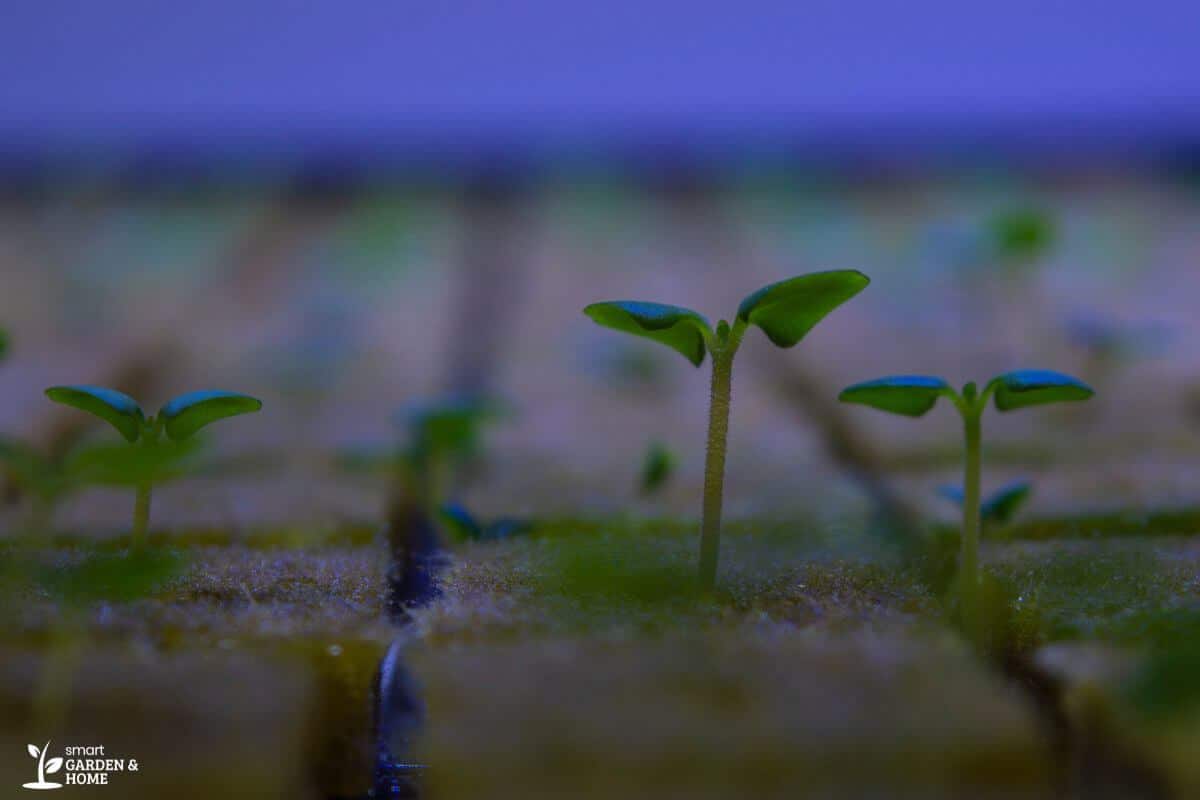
[[24, 740, 63, 790]]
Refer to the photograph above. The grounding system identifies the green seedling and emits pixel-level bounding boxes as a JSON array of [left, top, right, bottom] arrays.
[[639, 440, 675, 496], [938, 480, 1033, 527], [437, 502, 532, 541], [44, 386, 262, 546], [586, 270, 870, 590], [0, 326, 8, 362], [840, 370, 1092, 627]]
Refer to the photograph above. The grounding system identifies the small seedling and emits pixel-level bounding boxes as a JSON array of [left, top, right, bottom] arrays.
[[639, 440, 675, 496], [586, 270, 870, 590], [938, 480, 1032, 527], [44, 386, 262, 546], [437, 502, 531, 541], [393, 396, 498, 514], [840, 370, 1092, 626]]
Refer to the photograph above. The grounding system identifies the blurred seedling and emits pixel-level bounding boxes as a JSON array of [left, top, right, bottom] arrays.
[[989, 207, 1055, 270], [1064, 313, 1170, 363], [840, 370, 1092, 633], [1063, 312, 1172, 395], [639, 440, 675, 497], [437, 502, 532, 542], [586, 270, 870, 591], [44, 386, 262, 547], [0, 438, 81, 534], [937, 480, 1033, 530], [392, 396, 500, 515], [936, 207, 1055, 281], [579, 335, 673, 394]]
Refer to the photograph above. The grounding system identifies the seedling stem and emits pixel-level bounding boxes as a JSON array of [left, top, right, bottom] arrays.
[[957, 386, 984, 621], [699, 319, 744, 590]]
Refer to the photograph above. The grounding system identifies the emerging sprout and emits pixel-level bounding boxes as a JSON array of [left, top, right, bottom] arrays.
[[938, 480, 1033, 527], [1063, 313, 1171, 363], [840, 370, 1092, 625], [44, 386, 262, 546], [586, 270, 870, 590], [639, 440, 675, 496], [0, 326, 8, 363]]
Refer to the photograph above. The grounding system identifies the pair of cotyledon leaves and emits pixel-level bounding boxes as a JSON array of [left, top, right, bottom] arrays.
[[44, 386, 262, 443], [584, 270, 871, 366], [838, 371, 1094, 416]]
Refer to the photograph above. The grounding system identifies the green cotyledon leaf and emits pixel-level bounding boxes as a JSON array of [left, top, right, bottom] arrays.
[[160, 390, 263, 441], [584, 301, 712, 367], [639, 440, 674, 495], [736, 270, 869, 348], [45, 385, 145, 443], [987, 370, 1094, 411], [838, 375, 953, 417]]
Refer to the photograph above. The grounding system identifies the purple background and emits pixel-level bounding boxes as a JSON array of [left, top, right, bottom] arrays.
[[2, 1, 1199, 165]]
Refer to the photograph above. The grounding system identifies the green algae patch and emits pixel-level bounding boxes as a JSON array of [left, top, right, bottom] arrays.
[[417, 517, 930, 642], [17, 522, 379, 551], [1002, 508, 1200, 541]]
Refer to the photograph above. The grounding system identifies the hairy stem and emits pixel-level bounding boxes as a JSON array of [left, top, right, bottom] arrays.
[[961, 405, 983, 625], [699, 345, 735, 592], [132, 482, 152, 549]]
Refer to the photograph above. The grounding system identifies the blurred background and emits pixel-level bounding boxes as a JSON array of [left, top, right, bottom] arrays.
[[2, 0, 1200, 529], [6, 5, 1200, 800]]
